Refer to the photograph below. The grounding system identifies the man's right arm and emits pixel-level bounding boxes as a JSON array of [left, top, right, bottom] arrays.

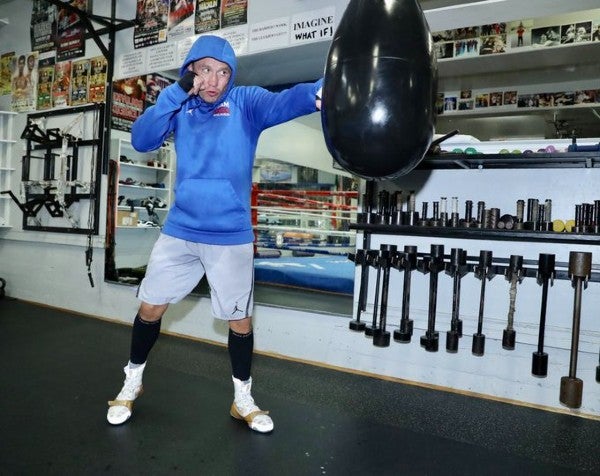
[[131, 78, 193, 152]]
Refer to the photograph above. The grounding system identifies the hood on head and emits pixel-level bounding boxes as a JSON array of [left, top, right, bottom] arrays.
[[180, 35, 236, 93]]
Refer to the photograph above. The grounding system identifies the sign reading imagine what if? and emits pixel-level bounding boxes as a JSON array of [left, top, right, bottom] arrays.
[[290, 7, 335, 45]]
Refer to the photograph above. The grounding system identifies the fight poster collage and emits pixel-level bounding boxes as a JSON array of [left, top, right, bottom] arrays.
[[0, 0, 108, 112]]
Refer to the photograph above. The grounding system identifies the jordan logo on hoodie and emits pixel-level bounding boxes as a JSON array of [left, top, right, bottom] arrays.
[[213, 101, 230, 117]]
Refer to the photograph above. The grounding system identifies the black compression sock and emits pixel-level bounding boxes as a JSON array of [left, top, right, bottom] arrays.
[[130, 314, 162, 365], [228, 329, 254, 381]]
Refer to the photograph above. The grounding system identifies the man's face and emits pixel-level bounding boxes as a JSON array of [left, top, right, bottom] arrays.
[[188, 57, 231, 103]]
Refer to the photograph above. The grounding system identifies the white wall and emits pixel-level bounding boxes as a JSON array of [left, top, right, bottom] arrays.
[[0, 0, 599, 418]]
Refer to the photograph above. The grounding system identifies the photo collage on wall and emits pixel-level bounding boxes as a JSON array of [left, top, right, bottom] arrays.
[[0, 0, 103, 112], [437, 86, 600, 115], [517, 90, 599, 108], [433, 23, 508, 59], [434, 13, 600, 115], [433, 14, 600, 60], [133, 0, 249, 48]]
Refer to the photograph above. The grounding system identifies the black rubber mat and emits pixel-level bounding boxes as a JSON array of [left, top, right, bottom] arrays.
[[1, 298, 598, 475]]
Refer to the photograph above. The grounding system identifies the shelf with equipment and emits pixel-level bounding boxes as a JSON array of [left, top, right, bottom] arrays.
[[111, 138, 173, 230], [349, 148, 600, 247], [107, 138, 174, 278], [0, 111, 17, 229], [415, 150, 600, 170]]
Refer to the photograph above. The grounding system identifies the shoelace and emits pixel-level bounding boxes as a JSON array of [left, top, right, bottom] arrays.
[[119, 373, 142, 399], [236, 389, 258, 413]]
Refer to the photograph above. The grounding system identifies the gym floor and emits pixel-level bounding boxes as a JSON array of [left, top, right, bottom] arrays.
[[1, 298, 599, 475]]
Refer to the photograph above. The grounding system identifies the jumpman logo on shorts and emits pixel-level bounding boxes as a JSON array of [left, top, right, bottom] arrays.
[[232, 303, 244, 316]]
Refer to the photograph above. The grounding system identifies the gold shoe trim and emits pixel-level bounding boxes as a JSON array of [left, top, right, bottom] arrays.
[[107, 386, 143, 410], [108, 399, 134, 410], [230, 403, 269, 423]]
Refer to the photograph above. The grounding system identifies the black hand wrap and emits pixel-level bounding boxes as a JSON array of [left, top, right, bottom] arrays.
[[177, 70, 196, 93]]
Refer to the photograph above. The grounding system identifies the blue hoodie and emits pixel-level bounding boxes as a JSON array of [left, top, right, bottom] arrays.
[[131, 35, 323, 245]]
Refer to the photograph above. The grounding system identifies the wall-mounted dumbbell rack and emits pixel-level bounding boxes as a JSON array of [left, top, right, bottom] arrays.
[[347, 152, 600, 410], [349, 243, 594, 407]]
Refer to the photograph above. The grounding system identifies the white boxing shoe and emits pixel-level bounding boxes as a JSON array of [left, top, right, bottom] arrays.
[[107, 362, 146, 425], [230, 376, 274, 433]]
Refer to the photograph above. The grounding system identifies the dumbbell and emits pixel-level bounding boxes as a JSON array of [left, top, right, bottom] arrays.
[[532, 254, 555, 377], [472, 251, 494, 356], [559, 251, 592, 409], [393, 245, 418, 343], [348, 183, 375, 331], [502, 255, 524, 350], [419, 244, 445, 352], [445, 248, 468, 353], [373, 244, 397, 347], [596, 346, 600, 383], [348, 249, 368, 331], [365, 249, 383, 337]]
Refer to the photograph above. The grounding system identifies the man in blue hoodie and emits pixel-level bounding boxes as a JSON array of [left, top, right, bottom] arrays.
[[107, 35, 323, 433]]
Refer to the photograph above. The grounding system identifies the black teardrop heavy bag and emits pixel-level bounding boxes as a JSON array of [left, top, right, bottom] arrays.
[[321, 0, 437, 179]]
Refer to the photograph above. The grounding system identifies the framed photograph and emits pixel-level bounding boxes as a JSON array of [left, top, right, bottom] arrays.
[[480, 23, 506, 36], [436, 92, 445, 114], [454, 39, 479, 58], [432, 30, 453, 43], [475, 93, 489, 108], [508, 20, 533, 48], [593, 23, 600, 41], [435, 41, 454, 59], [489, 91, 503, 106], [561, 24, 577, 44], [574, 90, 596, 104], [458, 99, 473, 111], [480, 34, 506, 54], [574, 22, 592, 42], [532, 26, 560, 47], [518, 94, 540, 108], [553, 92, 574, 106], [538, 93, 555, 107], [452, 26, 480, 40], [503, 90, 517, 105], [444, 96, 457, 111]]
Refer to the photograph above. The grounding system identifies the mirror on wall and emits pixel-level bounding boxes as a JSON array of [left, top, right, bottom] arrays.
[[104, 104, 358, 303]]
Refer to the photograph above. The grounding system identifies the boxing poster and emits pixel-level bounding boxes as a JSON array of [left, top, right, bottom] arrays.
[[52, 60, 71, 108], [70, 58, 90, 105], [221, 0, 247, 29], [111, 76, 147, 132], [56, 0, 88, 61], [195, 0, 220, 34], [133, 0, 169, 49], [145, 72, 174, 107], [0, 52, 15, 96], [37, 56, 55, 110], [168, 0, 196, 41], [11, 52, 38, 112], [30, 0, 58, 53], [88, 55, 107, 103]]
